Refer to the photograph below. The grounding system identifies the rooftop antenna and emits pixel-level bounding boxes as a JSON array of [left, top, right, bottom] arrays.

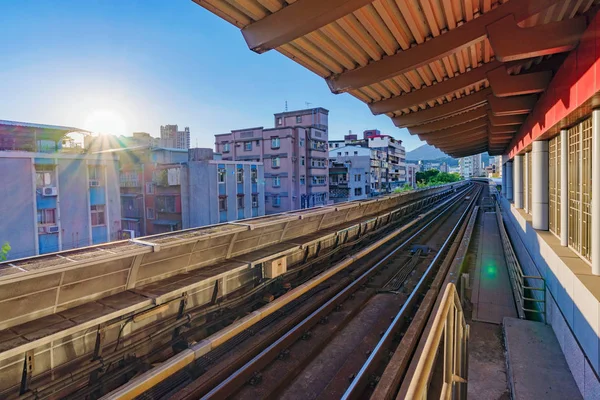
[[285, 100, 288, 111], [305, 102, 312, 108]]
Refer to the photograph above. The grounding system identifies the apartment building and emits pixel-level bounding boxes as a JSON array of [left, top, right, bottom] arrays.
[[160, 124, 191, 149], [459, 153, 483, 178], [118, 147, 265, 237], [215, 108, 329, 213], [0, 120, 121, 260], [364, 130, 407, 189], [406, 163, 419, 188], [328, 145, 373, 202], [328, 130, 407, 192]]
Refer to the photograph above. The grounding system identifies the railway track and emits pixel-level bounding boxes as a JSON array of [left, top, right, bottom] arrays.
[[125, 183, 481, 400], [12, 185, 466, 400]]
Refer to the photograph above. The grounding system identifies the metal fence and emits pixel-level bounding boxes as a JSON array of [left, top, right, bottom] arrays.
[[404, 283, 469, 400]]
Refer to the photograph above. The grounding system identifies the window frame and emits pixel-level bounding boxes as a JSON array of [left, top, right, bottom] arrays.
[[218, 195, 227, 212], [37, 208, 57, 225], [271, 137, 280, 149], [146, 207, 155, 220], [237, 167, 244, 184], [90, 205, 106, 226], [218, 167, 227, 183]]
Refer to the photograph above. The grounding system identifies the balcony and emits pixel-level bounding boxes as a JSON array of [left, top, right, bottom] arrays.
[[330, 180, 348, 187], [120, 172, 141, 188], [152, 168, 180, 187]]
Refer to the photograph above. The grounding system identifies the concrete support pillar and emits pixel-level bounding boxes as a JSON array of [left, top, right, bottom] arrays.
[[514, 155, 524, 208], [502, 164, 507, 197], [592, 110, 600, 275], [506, 160, 514, 201], [524, 152, 530, 213], [560, 129, 569, 247], [532, 141, 549, 230]]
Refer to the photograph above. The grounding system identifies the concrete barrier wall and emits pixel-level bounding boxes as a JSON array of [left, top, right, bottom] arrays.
[[0, 185, 458, 332]]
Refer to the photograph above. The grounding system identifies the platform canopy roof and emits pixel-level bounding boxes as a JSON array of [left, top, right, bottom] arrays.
[[194, 0, 598, 157]]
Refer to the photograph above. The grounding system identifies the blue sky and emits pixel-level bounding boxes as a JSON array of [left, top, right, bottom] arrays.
[[0, 0, 423, 151]]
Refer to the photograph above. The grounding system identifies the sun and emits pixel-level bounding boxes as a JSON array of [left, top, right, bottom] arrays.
[[84, 109, 128, 136]]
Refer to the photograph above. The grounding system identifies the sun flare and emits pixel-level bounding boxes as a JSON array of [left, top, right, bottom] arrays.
[[84, 109, 127, 136]]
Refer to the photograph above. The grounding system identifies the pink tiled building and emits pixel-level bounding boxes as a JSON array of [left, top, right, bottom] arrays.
[[215, 108, 329, 214]]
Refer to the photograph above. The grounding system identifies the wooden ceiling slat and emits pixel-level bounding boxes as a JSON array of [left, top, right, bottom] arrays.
[[337, 14, 385, 61], [419, 0, 441, 36], [305, 32, 355, 70], [293, 37, 344, 73], [396, 0, 425, 44], [569, 0, 586, 18], [373, 0, 414, 50], [392, 87, 492, 126], [194, 0, 253, 27], [393, 75, 413, 92], [442, 0, 457, 30], [354, 5, 400, 56], [370, 60, 499, 114], [231, 0, 269, 20], [321, 24, 370, 67], [408, 106, 487, 133], [327, 0, 563, 93], [278, 44, 331, 76]]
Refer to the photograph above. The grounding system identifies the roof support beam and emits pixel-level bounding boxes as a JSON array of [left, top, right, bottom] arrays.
[[392, 88, 492, 128], [426, 130, 488, 145], [370, 61, 501, 114], [241, 0, 375, 53], [487, 15, 587, 62], [437, 142, 488, 153], [418, 119, 488, 138], [487, 111, 526, 126], [489, 136, 515, 143], [451, 148, 488, 157], [488, 94, 537, 116], [489, 125, 517, 134], [326, 0, 562, 93], [487, 66, 552, 97], [407, 107, 488, 135], [439, 140, 487, 151]]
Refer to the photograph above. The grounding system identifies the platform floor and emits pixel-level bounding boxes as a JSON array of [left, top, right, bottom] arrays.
[[471, 211, 517, 324], [467, 208, 517, 399], [503, 317, 582, 400]]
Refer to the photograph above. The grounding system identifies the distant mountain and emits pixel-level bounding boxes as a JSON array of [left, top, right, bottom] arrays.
[[406, 144, 447, 161], [407, 144, 491, 165]]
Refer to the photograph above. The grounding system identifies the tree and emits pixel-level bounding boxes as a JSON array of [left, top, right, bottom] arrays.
[[0, 242, 10, 261]]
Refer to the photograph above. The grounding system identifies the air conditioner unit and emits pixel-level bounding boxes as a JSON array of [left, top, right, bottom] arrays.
[[122, 229, 135, 239], [47, 226, 59, 233], [43, 187, 58, 196], [89, 180, 100, 187]]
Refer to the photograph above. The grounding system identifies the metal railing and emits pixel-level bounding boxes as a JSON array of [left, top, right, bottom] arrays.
[[404, 283, 469, 400], [491, 186, 546, 321]]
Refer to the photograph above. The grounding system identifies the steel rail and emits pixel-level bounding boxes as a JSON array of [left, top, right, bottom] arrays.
[[341, 187, 480, 400], [200, 186, 475, 399], [20, 185, 463, 400]]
